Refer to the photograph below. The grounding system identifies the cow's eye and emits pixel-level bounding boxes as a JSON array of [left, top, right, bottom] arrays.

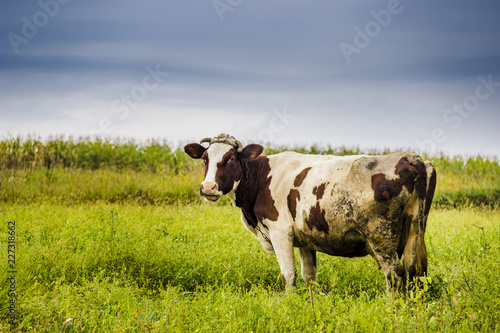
[[203, 158, 208, 164], [228, 156, 235, 164]]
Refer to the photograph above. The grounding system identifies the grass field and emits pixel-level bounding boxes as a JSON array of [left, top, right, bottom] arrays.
[[1, 137, 500, 332]]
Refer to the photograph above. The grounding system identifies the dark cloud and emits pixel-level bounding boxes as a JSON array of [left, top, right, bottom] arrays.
[[1, 1, 499, 156]]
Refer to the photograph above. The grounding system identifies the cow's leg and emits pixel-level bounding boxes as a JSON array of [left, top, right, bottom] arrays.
[[403, 223, 419, 285], [403, 216, 428, 289], [298, 248, 317, 285], [270, 229, 296, 290], [372, 249, 405, 295], [366, 221, 405, 295]]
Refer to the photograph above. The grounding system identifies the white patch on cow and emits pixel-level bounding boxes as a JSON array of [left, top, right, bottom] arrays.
[[226, 180, 240, 205], [266, 152, 340, 230], [202, 143, 232, 190]]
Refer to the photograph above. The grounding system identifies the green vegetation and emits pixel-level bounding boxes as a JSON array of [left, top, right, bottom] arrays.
[[1, 136, 499, 331], [1, 205, 499, 332], [1, 136, 499, 208], [0, 136, 190, 172], [431, 155, 500, 208]]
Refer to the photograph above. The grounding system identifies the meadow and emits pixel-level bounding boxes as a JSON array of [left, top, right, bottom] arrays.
[[1, 137, 499, 332]]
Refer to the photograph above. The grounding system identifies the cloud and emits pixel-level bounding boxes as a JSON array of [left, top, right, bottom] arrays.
[[1, 1, 500, 157]]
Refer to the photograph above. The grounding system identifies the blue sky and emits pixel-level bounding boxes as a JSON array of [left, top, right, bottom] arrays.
[[1, 0, 499, 157]]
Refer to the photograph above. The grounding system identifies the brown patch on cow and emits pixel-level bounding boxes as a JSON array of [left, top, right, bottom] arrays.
[[414, 160, 428, 201], [253, 159, 279, 222], [235, 156, 279, 227], [306, 202, 329, 233], [372, 156, 429, 203], [371, 173, 403, 202], [394, 157, 427, 200], [313, 183, 327, 200], [287, 189, 301, 220], [394, 157, 418, 193], [294, 167, 311, 187], [215, 148, 243, 194]]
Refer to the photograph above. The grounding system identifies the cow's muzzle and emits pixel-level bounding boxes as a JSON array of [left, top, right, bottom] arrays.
[[200, 182, 221, 201]]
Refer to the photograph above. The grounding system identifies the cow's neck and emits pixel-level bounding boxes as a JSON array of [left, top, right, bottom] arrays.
[[232, 156, 268, 228]]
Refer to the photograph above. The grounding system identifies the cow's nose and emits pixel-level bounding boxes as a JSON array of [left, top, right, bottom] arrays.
[[200, 182, 218, 196]]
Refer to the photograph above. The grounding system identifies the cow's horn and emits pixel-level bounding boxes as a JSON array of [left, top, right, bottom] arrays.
[[200, 137, 211, 144], [235, 140, 243, 151]]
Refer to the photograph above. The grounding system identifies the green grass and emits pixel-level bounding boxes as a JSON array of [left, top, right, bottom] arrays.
[[1, 136, 500, 208], [0, 168, 202, 205], [1, 204, 499, 332], [1, 136, 500, 331], [431, 155, 500, 208]]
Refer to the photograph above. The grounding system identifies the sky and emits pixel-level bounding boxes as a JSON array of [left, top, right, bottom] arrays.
[[1, 0, 499, 157]]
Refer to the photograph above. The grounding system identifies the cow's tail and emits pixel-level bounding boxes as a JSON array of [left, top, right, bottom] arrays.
[[403, 156, 436, 284], [414, 160, 436, 278]]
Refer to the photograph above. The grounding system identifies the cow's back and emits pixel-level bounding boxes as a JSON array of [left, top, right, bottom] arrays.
[[266, 151, 424, 256]]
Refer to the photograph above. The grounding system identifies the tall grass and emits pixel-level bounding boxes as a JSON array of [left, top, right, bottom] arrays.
[[0, 168, 202, 205], [432, 155, 500, 208], [0, 135, 192, 172], [1, 136, 499, 208]]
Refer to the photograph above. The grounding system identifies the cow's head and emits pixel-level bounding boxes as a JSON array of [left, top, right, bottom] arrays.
[[184, 133, 263, 201]]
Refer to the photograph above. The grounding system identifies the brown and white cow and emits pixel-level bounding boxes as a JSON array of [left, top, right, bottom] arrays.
[[184, 133, 436, 294]]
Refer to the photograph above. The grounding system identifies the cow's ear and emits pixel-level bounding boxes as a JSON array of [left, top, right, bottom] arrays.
[[239, 144, 263, 160], [184, 143, 206, 159]]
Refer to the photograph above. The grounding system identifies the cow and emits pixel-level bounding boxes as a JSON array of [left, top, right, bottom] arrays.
[[184, 133, 436, 294]]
